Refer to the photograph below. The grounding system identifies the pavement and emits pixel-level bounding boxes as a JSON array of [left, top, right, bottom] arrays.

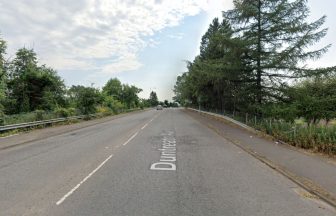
[[186, 109, 336, 204], [0, 108, 335, 215]]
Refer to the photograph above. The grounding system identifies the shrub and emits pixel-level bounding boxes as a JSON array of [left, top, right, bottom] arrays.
[[0, 112, 4, 126], [34, 110, 45, 121], [96, 106, 112, 116], [54, 108, 70, 118]]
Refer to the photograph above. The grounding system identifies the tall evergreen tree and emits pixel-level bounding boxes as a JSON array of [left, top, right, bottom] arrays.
[[224, 0, 336, 105], [149, 91, 159, 106]]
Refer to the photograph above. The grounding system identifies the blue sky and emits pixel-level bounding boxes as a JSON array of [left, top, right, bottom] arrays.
[[0, 0, 335, 101]]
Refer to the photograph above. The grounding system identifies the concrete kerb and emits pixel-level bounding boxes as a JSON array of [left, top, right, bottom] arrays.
[[186, 108, 336, 208]]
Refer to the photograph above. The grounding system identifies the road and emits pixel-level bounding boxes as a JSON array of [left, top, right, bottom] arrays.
[[0, 108, 334, 215]]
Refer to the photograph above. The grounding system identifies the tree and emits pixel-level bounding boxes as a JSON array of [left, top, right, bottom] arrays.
[[224, 0, 336, 105], [163, 100, 169, 107], [102, 94, 124, 113], [37, 66, 66, 110], [292, 78, 336, 124], [174, 17, 254, 112], [0, 37, 6, 80], [173, 72, 197, 106], [121, 84, 142, 109], [68, 85, 102, 114], [103, 78, 123, 101], [6, 48, 66, 113], [6, 48, 39, 113], [148, 91, 159, 106], [0, 37, 7, 115]]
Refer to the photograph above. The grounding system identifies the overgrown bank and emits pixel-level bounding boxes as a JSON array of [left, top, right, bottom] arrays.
[[199, 108, 336, 155]]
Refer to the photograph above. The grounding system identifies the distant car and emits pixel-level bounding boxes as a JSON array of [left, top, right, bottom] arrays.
[[156, 105, 163, 110]]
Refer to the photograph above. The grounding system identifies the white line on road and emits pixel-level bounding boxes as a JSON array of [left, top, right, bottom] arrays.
[[141, 123, 149, 130], [122, 132, 139, 146], [149, 116, 157, 122], [56, 154, 114, 206]]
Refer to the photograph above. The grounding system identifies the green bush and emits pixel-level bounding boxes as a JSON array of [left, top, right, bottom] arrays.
[[260, 120, 336, 155], [232, 112, 336, 155], [54, 108, 70, 118], [0, 112, 4, 126], [34, 110, 45, 121], [96, 106, 112, 116]]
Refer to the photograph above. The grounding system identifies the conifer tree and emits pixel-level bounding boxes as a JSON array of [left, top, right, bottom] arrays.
[[224, 0, 335, 105]]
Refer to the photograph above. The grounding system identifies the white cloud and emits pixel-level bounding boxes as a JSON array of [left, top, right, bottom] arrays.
[[101, 53, 143, 74], [0, 0, 210, 74], [168, 33, 185, 40]]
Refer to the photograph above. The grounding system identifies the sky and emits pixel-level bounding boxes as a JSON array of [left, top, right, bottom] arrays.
[[0, 0, 335, 101]]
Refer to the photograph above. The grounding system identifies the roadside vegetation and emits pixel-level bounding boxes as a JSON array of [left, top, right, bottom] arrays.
[[173, 0, 336, 155], [0, 37, 163, 127]]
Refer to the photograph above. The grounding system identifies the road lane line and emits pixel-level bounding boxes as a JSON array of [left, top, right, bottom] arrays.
[[122, 132, 138, 146], [141, 123, 149, 130], [56, 154, 114, 206], [149, 116, 156, 122]]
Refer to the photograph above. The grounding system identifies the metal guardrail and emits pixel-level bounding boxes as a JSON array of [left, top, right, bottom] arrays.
[[188, 108, 256, 132], [0, 114, 96, 132], [0, 108, 144, 132]]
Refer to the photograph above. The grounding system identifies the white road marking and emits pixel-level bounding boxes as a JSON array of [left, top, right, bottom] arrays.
[[141, 123, 149, 130], [56, 154, 113, 206], [149, 116, 156, 122], [150, 131, 177, 171], [122, 132, 139, 146], [149, 114, 159, 123], [141, 113, 159, 130]]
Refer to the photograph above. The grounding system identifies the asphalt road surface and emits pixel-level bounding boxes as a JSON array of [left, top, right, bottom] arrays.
[[0, 108, 335, 216]]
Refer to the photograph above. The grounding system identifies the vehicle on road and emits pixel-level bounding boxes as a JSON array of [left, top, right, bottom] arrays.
[[156, 105, 163, 110]]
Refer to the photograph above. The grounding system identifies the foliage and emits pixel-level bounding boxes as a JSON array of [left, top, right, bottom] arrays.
[[224, 0, 335, 105], [68, 85, 102, 114], [148, 91, 159, 106], [0, 37, 145, 128], [102, 94, 124, 113], [54, 107, 76, 118], [96, 106, 112, 116], [255, 118, 336, 155], [121, 84, 142, 109], [173, 0, 336, 154], [292, 78, 336, 124], [34, 110, 45, 121], [5, 48, 66, 114], [0, 37, 7, 114], [174, 0, 336, 116], [103, 78, 123, 101], [102, 78, 143, 109]]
